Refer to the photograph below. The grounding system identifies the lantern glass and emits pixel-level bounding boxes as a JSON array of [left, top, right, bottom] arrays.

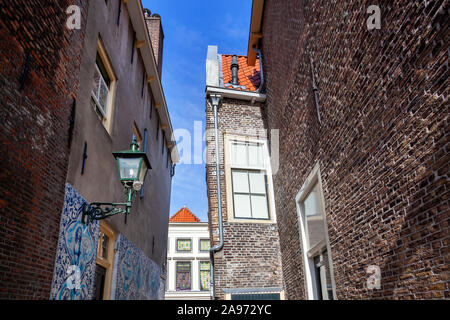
[[118, 157, 141, 181], [138, 158, 148, 184]]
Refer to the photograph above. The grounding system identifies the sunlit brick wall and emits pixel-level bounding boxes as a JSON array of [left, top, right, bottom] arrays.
[[206, 98, 284, 300]]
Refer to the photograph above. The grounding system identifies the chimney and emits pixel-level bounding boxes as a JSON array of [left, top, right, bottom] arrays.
[[144, 9, 164, 79], [231, 55, 239, 85]]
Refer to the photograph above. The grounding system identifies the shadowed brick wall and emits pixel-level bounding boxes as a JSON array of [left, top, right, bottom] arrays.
[[206, 98, 284, 300], [0, 0, 88, 299], [259, 0, 448, 299]]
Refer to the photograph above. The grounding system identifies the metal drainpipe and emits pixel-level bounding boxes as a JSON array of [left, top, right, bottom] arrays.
[[252, 47, 264, 93], [207, 94, 224, 300], [309, 54, 322, 124]]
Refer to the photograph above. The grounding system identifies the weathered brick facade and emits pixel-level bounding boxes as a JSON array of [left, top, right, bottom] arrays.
[[206, 97, 284, 300], [145, 12, 164, 78], [257, 0, 449, 299], [0, 0, 88, 299]]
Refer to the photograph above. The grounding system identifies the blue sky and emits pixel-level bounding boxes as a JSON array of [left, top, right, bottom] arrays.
[[141, 0, 253, 222]]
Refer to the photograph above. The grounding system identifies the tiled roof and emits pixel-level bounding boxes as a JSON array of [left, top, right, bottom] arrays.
[[169, 206, 201, 223], [222, 55, 260, 92]]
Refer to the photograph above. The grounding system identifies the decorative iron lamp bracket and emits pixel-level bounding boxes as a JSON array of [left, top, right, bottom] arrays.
[[82, 189, 133, 225]]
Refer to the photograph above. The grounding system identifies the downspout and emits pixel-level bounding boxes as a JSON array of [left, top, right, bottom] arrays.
[[207, 94, 224, 300], [309, 54, 322, 124], [252, 47, 264, 93]]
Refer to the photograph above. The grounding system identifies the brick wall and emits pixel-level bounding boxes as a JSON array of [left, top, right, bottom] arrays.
[[259, 0, 449, 299], [145, 15, 164, 78], [0, 0, 88, 299], [206, 98, 284, 300]]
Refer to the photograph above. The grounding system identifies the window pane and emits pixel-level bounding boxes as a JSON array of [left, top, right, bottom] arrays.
[[200, 261, 210, 291], [249, 171, 266, 194], [232, 142, 247, 166], [248, 143, 264, 167], [98, 78, 109, 113], [96, 53, 111, 87], [176, 262, 191, 291], [304, 184, 321, 216], [118, 158, 140, 180], [234, 194, 251, 218], [304, 183, 326, 250], [200, 239, 210, 251], [200, 261, 210, 271], [251, 195, 269, 219], [177, 239, 191, 251], [321, 251, 333, 300], [232, 170, 249, 193], [177, 262, 191, 272], [92, 67, 101, 99]]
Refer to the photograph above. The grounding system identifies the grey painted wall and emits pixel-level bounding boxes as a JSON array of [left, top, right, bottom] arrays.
[[66, 0, 172, 269]]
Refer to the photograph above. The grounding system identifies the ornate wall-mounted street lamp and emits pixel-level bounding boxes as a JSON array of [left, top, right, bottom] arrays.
[[82, 138, 151, 225]]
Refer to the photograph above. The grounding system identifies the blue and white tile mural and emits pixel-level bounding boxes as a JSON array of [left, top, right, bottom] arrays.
[[50, 183, 165, 300], [113, 234, 165, 300], [50, 183, 99, 300]]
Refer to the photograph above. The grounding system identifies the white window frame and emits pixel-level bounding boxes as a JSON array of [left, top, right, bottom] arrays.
[[91, 39, 117, 134], [224, 134, 277, 224], [295, 163, 337, 300]]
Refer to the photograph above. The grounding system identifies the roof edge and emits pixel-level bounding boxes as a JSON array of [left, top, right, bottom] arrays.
[[247, 0, 265, 66], [126, 0, 179, 163], [206, 86, 266, 102]]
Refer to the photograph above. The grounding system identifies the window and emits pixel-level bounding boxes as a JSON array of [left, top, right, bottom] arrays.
[[296, 165, 335, 300], [231, 169, 269, 220], [199, 261, 210, 291], [199, 239, 210, 252], [230, 141, 269, 220], [91, 54, 110, 117], [231, 141, 265, 168], [176, 261, 191, 291], [93, 222, 117, 300], [176, 238, 192, 252], [91, 40, 116, 133], [225, 136, 276, 223]]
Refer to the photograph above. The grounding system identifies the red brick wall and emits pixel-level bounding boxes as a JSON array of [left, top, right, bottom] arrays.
[[0, 0, 88, 299], [206, 98, 284, 300], [260, 0, 449, 299]]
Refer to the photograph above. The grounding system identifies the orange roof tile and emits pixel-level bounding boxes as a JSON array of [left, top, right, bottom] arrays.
[[222, 55, 260, 92], [169, 206, 201, 223]]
